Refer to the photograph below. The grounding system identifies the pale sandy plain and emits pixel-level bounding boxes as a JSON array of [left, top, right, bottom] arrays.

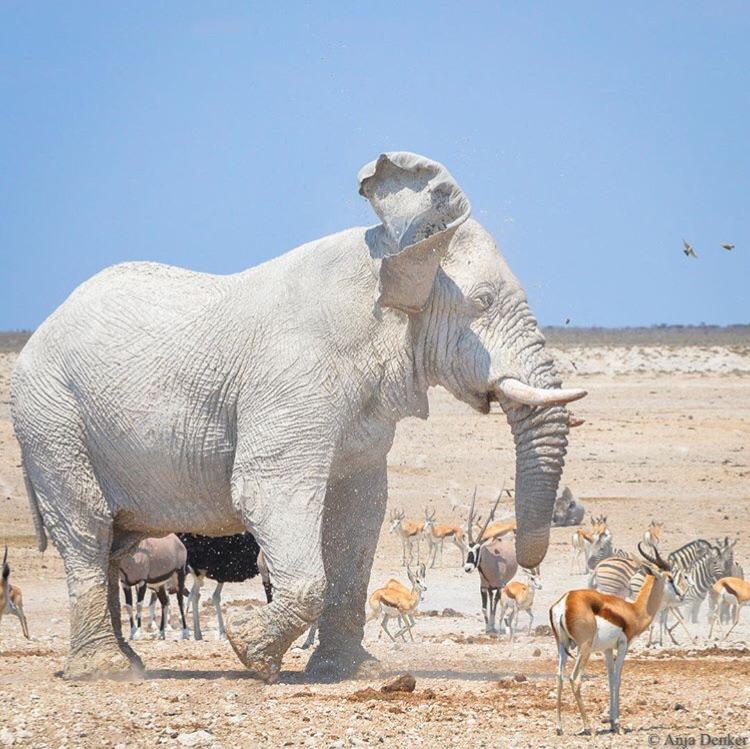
[[1, 330, 749, 748]]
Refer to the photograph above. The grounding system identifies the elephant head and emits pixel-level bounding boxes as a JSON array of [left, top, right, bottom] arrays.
[[359, 152, 586, 567]]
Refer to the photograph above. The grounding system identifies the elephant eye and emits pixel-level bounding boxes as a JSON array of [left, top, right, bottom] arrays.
[[473, 292, 495, 311]]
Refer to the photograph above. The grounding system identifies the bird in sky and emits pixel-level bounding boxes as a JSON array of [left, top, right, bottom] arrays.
[[683, 239, 698, 258], [721, 243, 735, 251], [565, 317, 571, 326]]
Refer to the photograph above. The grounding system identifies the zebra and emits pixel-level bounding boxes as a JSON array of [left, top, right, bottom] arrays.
[[667, 539, 713, 573], [667, 540, 736, 632], [587, 540, 630, 573], [588, 553, 640, 596]]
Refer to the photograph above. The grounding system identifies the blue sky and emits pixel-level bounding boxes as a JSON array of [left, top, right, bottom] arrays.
[[2, 2, 748, 329]]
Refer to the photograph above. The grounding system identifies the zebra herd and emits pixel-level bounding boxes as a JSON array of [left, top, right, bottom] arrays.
[[586, 529, 741, 645]]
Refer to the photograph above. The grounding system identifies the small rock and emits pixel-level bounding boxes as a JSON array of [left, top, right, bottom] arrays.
[[534, 624, 553, 636], [381, 673, 416, 693], [513, 673, 527, 683], [674, 703, 686, 711], [177, 730, 214, 747], [532, 648, 542, 657]]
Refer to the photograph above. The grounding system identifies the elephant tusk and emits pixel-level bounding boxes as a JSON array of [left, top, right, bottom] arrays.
[[568, 414, 586, 428], [497, 378, 587, 407]]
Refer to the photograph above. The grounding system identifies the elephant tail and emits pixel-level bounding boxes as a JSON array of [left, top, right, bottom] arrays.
[[23, 471, 47, 552]]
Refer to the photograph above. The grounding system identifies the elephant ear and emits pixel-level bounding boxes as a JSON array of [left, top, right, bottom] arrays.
[[358, 152, 471, 313]]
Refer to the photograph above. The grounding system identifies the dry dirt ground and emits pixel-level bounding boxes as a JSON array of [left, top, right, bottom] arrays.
[[1, 338, 750, 748]]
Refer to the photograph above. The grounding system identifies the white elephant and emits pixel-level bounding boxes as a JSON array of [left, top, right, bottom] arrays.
[[11, 152, 586, 681]]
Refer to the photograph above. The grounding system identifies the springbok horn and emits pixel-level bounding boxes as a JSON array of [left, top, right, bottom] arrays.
[[637, 541, 656, 564], [497, 378, 587, 407], [638, 542, 669, 570]]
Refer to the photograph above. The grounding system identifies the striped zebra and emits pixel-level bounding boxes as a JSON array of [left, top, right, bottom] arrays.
[[588, 553, 639, 596], [668, 540, 736, 630], [667, 539, 713, 572], [588, 540, 630, 572]]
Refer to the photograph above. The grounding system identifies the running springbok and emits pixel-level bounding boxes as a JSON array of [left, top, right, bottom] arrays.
[[366, 564, 427, 643], [423, 508, 466, 567], [642, 520, 664, 551], [388, 509, 424, 566], [1, 547, 29, 639], [708, 577, 750, 641], [550, 543, 679, 735], [499, 568, 542, 641]]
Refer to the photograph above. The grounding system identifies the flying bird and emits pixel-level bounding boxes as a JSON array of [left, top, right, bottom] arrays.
[[721, 243, 735, 251], [682, 239, 698, 258], [565, 317, 571, 326]]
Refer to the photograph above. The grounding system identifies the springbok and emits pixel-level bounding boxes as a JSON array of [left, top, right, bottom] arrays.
[[366, 564, 426, 643], [1, 547, 29, 639], [628, 566, 692, 647], [464, 488, 517, 635], [708, 577, 750, 640], [642, 520, 664, 551], [479, 518, 517, 542], [550, 543, 680, 735], [720, 562, 744, 625], [388, 509, 424, 566], [422, 507, 466, 567], [499, 568, 542, 641]]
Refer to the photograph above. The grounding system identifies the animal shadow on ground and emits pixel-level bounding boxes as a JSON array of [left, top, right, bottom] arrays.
[[143, 668, 310, 684]]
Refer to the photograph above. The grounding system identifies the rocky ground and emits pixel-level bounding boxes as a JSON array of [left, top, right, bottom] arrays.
[[1, 336, 749, 748]]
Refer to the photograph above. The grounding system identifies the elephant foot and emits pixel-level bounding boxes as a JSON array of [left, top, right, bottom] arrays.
[[225, 606, 296, 684], [66, 585, 144, 680], [64, 641, 143, 681], [306, 641, 381, 682]]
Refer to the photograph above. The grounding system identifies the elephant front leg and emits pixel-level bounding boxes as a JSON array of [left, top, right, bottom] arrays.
[[225, 474, 327, 683], [306, 460, 388, 681]]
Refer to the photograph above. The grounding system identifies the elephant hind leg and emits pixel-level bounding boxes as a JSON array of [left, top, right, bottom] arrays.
[[21, 433, 142, 680]]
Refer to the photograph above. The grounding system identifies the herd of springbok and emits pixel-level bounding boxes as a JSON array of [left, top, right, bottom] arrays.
[[1, 489, 746, 736]]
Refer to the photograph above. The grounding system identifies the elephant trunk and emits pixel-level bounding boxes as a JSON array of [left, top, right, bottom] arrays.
[[499, 333, 571, 568], [507, 403, 569, 567]]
